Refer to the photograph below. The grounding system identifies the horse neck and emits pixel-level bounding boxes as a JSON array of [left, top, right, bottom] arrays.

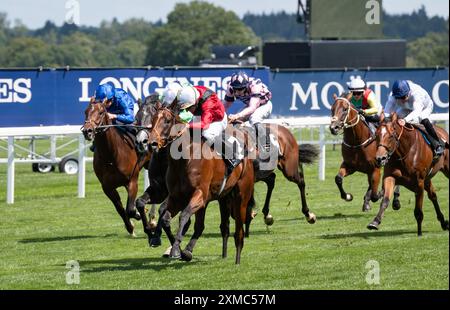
[[392, 126, 418, 161], [96, 119, 122, 156], [343, 113, 371, 143]]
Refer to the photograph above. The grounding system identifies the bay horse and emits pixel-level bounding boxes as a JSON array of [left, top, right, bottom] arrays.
[[236, 122, 319, 235], [145, 104, 255, 264], [369, 112, 449, 235], [329, 93, 400, 212], [82, 98, 151, 236]]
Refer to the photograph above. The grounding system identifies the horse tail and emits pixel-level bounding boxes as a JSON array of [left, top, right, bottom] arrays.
[[298, 144, 319, 164]]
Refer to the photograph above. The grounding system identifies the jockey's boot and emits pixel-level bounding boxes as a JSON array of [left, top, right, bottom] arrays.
[[421, 118, 445, 159], [222, 139, 241, 176]]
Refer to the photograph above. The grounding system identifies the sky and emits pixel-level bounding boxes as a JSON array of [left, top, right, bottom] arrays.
[[0, 0, 448, 29]]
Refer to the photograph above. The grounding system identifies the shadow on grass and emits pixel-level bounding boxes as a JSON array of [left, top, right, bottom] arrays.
[[317, 213, 368, 221], [319, 229, 418, 240], [78, 256, 210, 272], [18, 233, 118, 243]]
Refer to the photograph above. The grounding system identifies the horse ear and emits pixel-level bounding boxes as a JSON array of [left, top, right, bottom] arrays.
[[169, 99, 179, 112], [332, 93, 337, 100], [155, 100, 161, 110], [137, 98, 142, 108], [379, 113, 385, 123], [90, 96, 95, 104], [391, 112, 398, 123]]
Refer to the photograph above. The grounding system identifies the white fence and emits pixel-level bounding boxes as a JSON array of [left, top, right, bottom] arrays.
[[1, 114, 448, 204]]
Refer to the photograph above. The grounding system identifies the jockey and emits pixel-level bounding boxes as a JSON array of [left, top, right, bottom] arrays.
[[384, 80, 445, 158], [90, 82, 135, 152], [224, 71, 274, 157], [177, 84, 241, 173], [225, 71, 272, 125]]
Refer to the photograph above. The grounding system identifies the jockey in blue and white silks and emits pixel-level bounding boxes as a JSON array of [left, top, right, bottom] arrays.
[[95, 82, 135, 124]]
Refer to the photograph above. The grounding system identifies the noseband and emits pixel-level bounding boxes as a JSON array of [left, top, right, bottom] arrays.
[[331, 97, 361, 133]]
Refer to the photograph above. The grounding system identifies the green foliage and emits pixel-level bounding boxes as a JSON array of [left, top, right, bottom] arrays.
[[3, 37, 55, 67], [145, 1, 259, 66], [406, 22, 449, 67]]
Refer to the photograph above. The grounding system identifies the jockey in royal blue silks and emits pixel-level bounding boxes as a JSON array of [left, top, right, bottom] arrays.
[[94, 82, 135, 124], [89, 83, 135, 152]]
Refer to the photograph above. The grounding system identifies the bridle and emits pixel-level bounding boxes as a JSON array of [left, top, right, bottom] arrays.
[[331, 97, 361, 133], [377, 122, 406, 160], [81, 100, 110, 135]]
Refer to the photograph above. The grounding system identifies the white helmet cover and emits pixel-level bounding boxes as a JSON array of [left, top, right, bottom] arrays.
[[178, 85, 200, 110], [348, 78, 366, 91], [161, 82, 183, 105]]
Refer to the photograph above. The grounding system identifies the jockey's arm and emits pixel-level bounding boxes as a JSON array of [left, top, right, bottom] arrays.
[[383, 96, 396, 118], [363, 92, 380, 116], [404, 98, 424, 124], [115, 96, 135, 124], [223, 99, 234, 110], [235, 97, 259, 120]]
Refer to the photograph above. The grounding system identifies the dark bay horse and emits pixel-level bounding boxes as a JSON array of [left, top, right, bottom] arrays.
[[369, 112, 449, 235], [236, 123, 319, 234], [146, 105, 255, 264], [329, 93, 400, 212], [82, 98, 151, 236]]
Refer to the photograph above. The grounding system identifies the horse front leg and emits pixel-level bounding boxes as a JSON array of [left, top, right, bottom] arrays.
[[170, 189, 203, 259], [135, 190, 153, 246], [181, 207, 206, 262], [362, 167, 382, 212], [368, 176, 396, 230], [125, 179, 141, 221], [335, 162, 355, 202], [103, 185, 134, 236]]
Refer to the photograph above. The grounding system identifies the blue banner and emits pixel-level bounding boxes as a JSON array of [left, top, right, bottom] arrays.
[[270, 68, 449, 117], [0, 67, 448, 127]]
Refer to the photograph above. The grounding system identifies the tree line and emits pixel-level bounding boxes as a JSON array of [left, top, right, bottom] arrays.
[[0, 2, 448, 68]]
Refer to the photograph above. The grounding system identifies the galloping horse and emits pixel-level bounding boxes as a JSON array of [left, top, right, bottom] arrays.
[[236, 123, 319, 234], [369, 113, 449, 235], [145, 104, 255, 264], [329, 93, 400, 212], [82, 98, 151, 236]]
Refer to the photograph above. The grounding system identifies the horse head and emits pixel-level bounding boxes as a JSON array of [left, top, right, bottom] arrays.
[[82, 97, 109, 141], [147, 100, 185, 151], [329, 92, 359, 135], [375, 112, 400, 167], [135, 94, 162, 153]]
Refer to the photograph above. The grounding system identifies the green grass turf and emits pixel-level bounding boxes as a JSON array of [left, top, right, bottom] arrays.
[[0, 143, 448, 290]]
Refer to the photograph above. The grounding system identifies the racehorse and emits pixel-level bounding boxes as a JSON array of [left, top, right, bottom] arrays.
[[329, 93, 400, 212], [236, 122, 319, 235], [144, 103, 255, 264], [369, 112, 449, 235], [82, 98, 151, 236]]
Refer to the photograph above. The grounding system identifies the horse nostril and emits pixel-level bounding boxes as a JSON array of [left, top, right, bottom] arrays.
[[151, 141, 158, 147], [142, 139, 148, 145]]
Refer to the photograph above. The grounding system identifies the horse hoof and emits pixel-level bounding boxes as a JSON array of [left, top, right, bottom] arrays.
[[367, 222, 379, 230], [181, 250, 193, 262], [307, 213, 316, 224], [264, 214, 274, 226], [149, 237, 161, 248], [442, 220, 449, 231], [170, 247, 181, 259], [345, 193, 353, 202], [162, 246, 172, 258], [129, 231, 137, 238], [251, 209, 258, 219], [362, 204, 371, 212], [392, 200, 401, 211]]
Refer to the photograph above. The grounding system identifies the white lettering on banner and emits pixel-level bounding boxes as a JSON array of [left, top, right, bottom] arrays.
[[366, 81, 390, 104], [290, 82, 319, 111], [0, 78, 32, 103], [142, 77, 163, 97], [13, 78, 32, 103], [99, 77, 121, 88], [432, 80, 449, 108], [78, 78, 92, 101], [120, 77, 144, 100], [321, 81, 345, 109]]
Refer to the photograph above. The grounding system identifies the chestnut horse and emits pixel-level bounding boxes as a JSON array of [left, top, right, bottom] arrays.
[[82, 98, 150, 236], [329, 93, 400, 212], [146, 105, 255, 264], [369, 113, 449, 235]]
